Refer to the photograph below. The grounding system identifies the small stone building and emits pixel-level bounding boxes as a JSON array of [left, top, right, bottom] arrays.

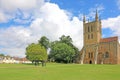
[[79, 11, 120, 64]]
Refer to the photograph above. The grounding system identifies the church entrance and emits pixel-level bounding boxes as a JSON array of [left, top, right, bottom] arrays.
[[89, 60, 92, 64]]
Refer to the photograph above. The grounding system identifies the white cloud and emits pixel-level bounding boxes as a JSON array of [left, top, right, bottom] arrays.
[[0, 11, 7, 22], [0, 11, 12, 23], [0, 26, 31, 48], [0, 48, 26, 57], [0, 0, 45, 23], [102, 16, 120, 37], [29, 2, 83, 48], [0, 0, 44, 11], [0, 27, 31, 57]]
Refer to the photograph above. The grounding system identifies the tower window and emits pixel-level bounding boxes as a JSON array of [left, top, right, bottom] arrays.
[[88, 26, 90, 32], [88, 34, 90, 39], [88, 52, 93, 58], [91, 26, 93, 32], [91, 34, 93, 39]]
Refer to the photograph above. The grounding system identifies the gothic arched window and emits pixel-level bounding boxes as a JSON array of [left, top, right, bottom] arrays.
[[88, 52, 93, 58], [105, 52, 109, 58]]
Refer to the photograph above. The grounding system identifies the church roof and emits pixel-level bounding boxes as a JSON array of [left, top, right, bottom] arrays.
[[100, 36, 118, 43]]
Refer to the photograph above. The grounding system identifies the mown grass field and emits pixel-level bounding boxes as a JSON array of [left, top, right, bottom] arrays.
[[0, 63, 120, 80]]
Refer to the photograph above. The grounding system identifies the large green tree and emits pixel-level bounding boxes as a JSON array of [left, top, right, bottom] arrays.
[[38, 36, 49, 49], [49, 35, 79, 63], [49, 42, 75, 63], [26, 43, 48, 66], [59, 35, 79, 61], [59, 35, 79, 52]]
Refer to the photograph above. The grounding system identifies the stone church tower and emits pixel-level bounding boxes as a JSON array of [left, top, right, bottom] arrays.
[[83, 10, 101, 46], [79, 10, 120, 64]]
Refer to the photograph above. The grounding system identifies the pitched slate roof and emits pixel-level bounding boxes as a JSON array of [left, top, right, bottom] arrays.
[[100, 36, 118, 43]]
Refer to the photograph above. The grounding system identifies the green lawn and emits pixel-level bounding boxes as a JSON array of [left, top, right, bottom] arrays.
[[0, 63, 120, 80]]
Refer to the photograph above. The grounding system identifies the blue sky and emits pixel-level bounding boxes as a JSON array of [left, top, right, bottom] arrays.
[[50, 0, 120, 18], [0, 0, 120, 57]]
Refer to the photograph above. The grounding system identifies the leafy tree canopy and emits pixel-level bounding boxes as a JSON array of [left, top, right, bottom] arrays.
[[59, 35, 79, 54], [38, 36, 49, 49], [49, 42, 75, 63], [49, 35, 79, 63], [59, 35, 72, 46], [26, 43, 48, 62]]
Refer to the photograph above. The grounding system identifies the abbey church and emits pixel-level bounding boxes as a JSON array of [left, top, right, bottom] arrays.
[[78, 11, 120, 64]]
